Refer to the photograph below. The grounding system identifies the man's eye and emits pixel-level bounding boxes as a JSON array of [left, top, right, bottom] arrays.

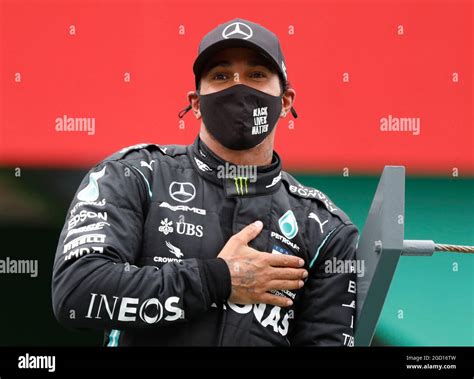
[[212, 73, 229, 80], [250, 71, 267, 79]]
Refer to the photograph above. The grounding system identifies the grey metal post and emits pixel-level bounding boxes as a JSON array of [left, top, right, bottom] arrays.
[[354, 166, 405, 346]]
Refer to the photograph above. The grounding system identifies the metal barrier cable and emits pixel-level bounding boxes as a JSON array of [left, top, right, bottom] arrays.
[[434, 244, 474, 254]]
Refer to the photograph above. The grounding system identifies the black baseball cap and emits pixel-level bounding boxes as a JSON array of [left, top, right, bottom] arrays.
[[193, 18, 288, 89], [179, 18, 297, 119]]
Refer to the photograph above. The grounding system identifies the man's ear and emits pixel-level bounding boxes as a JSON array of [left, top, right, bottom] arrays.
[[280, 88, 296, 118], [187, 91, 201, 119]]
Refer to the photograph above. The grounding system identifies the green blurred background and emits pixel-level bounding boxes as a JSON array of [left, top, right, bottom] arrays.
[[0, 169, 472, 346]]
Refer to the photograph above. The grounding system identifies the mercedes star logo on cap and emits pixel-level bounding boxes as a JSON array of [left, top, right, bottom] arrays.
[[222, 22, 253, 40]]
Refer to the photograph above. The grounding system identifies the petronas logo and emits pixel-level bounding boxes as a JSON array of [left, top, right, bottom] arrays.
[[234, 176, 249, 195], [278, 210, 298, 240], [77, 166, 106, 202]]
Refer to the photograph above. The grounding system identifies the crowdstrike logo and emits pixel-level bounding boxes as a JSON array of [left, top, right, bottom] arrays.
[[153, 240, 184, 263], [166, 241, 184, 258], [222, 22, 253, 40], [77, 166, 106, 202]]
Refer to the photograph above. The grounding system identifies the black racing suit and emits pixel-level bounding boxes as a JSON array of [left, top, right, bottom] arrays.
[[52, 137, 359, 346]]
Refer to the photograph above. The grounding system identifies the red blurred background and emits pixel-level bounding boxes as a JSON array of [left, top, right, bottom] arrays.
[[0, 0, 472, 174]]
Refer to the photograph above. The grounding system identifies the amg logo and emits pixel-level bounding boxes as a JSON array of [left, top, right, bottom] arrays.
[[159, 201, 206, 215], [18, 353, 56, 373]]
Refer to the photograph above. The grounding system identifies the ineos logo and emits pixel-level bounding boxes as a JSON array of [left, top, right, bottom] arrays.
[[222, 22, 253, 40], [169, 182, 196, 203]]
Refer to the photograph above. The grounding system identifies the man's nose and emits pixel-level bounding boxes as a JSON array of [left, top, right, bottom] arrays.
[[233, 72, 241, 83]]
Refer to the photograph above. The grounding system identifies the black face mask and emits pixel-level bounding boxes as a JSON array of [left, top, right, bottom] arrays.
[[197, 84, 283, 150]]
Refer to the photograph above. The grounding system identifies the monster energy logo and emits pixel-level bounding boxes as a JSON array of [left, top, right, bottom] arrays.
[[234, 177, 249, 195], [217, 163, 257, 183]]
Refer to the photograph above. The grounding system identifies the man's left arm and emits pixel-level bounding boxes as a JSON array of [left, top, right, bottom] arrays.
[[289, 223, 359, 346]]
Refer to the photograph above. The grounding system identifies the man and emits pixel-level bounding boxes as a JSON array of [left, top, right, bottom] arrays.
[[52, 18, 358, 346]]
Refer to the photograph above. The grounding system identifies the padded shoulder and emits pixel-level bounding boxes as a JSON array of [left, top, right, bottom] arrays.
[[281, 171, 351, 224], [103, 143, 188, 162]]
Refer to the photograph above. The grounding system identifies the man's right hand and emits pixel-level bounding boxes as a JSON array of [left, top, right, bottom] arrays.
[[217, 220, 308, 308]]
